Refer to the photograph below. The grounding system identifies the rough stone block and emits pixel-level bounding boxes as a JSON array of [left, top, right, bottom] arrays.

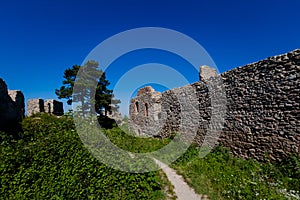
[[199, 65, 218, 81]]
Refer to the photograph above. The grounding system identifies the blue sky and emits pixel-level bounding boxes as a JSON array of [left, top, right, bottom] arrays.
[[0, 0, 300, 115]]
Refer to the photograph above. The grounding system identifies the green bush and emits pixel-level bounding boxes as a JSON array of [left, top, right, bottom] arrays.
[[276, 153, 300, 191], [0, 114, 166, 199]]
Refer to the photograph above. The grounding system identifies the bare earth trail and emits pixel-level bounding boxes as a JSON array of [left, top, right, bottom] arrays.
[[154, 159, 208, 200]]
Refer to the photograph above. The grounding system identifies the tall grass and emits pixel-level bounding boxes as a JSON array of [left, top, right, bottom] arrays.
[[171, 145, 300, 200]]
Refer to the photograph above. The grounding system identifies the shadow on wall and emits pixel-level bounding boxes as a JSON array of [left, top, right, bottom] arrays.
[[0, 78, 24, 133], [27, 99, 64, 116]]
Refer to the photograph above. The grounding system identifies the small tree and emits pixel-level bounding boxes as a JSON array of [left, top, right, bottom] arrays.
[[55, 65, 80, 105], [55, 61, 119, 115]]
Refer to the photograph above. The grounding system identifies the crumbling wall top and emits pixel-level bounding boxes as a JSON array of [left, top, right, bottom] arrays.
[[199, 65, 218, 82], [8, 90, 24, 101], [137, 86, 156, 96]]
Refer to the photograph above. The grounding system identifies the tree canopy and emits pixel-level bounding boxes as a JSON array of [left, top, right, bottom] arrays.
[[55, 61, 120, 115]]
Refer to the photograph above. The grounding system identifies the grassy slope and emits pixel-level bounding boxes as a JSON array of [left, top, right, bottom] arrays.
[[1, 113, 299, 199], [0, 114, 168, 199]]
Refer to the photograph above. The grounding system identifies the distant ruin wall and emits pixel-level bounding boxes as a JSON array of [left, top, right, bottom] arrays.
[[27, 99, 45, 116], [27, 99, 64, 116], [44, 99, 64, 116], [8, 90, 25, 118], [105, 104, 123, 124], [0, 78, 25, 131], [129, 49, 300, 162]]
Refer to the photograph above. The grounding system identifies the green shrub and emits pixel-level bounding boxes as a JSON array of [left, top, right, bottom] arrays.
[[0, 113, 166, 199], [276, 153, 300, 191], [3, 113, 298, 199]]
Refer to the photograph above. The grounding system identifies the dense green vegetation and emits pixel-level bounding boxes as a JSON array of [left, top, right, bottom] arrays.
[[1, 113, 299, 199], [0, 114, 168, 199], [103, 127, 171, 153], [171, 145, 300, 200], [78, 118, 300, 199]]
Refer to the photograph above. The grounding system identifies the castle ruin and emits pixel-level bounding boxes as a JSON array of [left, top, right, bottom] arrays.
[[0, 78, 25, 131], [27, 99, 64, 116], [129, 49, 300, 162]]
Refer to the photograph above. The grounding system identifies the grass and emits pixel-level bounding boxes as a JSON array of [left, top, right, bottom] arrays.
[[0, 113, 169, 199], [171, 145, 300, 200], [1, 113, 299, 199], [97, 123, 300, 199], [103, 127, 171, 153]]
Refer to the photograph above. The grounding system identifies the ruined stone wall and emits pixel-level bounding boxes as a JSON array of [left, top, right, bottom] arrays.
[[130, 86, 162, 136], [27, 99, 64, 116], [44, 99, 64, 116], [218, 49, 299, 161], [0, 78, 25, 132], [105, 104, 123, 124], [129, 49, 300, 162], [27, 99, 45, 116], [8, 90, 25, 118]]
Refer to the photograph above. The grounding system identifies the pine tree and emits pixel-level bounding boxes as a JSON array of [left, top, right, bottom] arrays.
[[55, 61, 119, 115]]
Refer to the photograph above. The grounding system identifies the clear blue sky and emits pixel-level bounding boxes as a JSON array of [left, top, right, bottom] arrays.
[[0, 0, 299, 115]]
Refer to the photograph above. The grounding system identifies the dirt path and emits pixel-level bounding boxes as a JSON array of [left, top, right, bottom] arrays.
[[154, 159, 208, 200]]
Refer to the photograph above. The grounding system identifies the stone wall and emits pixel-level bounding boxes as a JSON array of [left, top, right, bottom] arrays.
[[0, 78, 25, 132], [27, 98, 64, 116], [105, 104, 123, 124], [129, 49, 300, 162], [27, 99, 45, 116], [0, 78, 64, 131], [44, 99, 64, 116], [130, 86, 162, 136], [8, 90, 25, 118], [218, 49, 299, 161]]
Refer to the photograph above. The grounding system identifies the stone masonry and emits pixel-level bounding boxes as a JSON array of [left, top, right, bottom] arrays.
[[0, 78, 25, 131], [129, 49, 300, 162], [8, 90, 25, 118], [0, 78, 64, 130], [105, 104, 123, 124], [27, 99, 64, 116], [44, 99, 64, 116], [130, 86, 162, 136]]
